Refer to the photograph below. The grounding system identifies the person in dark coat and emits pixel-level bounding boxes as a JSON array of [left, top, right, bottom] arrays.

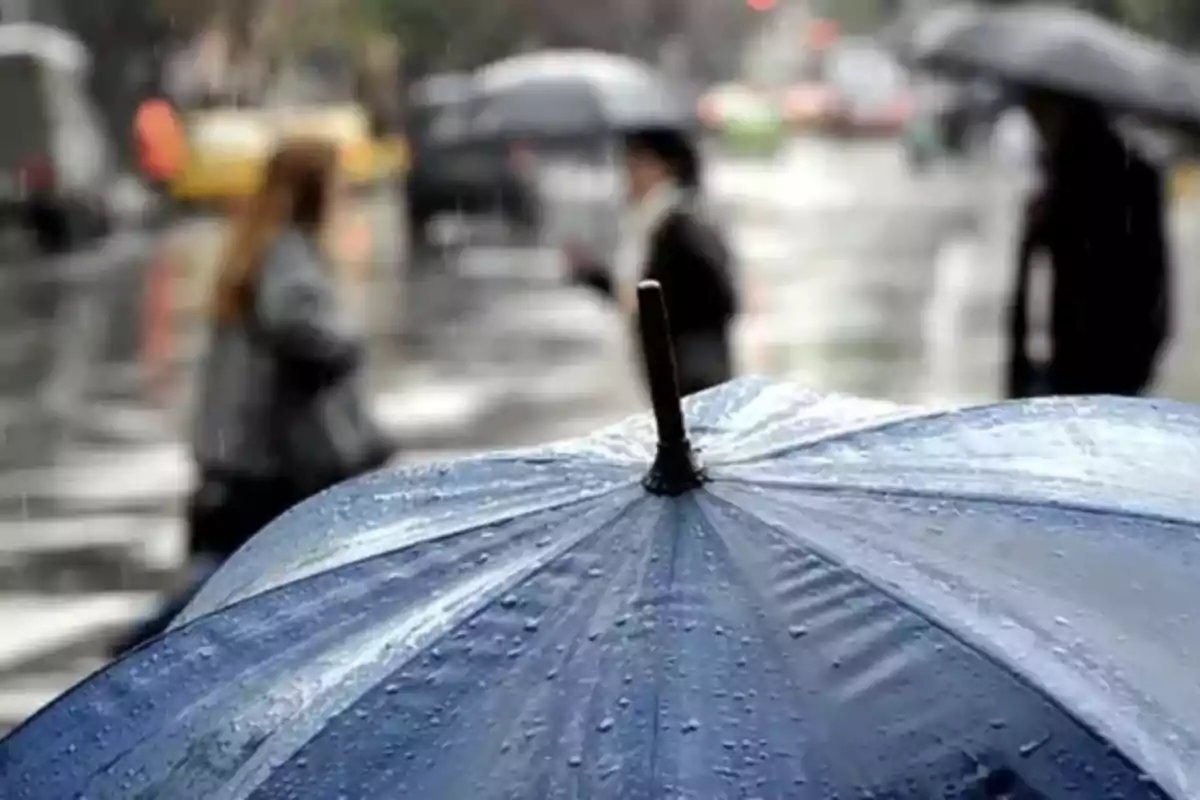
[[1007, 89, 1171, 398], [569, 127, 738, 396]]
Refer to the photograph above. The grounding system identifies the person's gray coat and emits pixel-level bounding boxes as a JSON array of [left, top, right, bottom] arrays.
[[192, 230, 386, 490]]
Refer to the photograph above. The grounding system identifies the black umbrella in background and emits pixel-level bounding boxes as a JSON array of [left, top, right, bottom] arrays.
[[910, 4, 1200, 128], [471, 49, 699, 137]]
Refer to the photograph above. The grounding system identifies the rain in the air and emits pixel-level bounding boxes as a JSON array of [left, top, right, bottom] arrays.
[[0, 0, 1198, 798]]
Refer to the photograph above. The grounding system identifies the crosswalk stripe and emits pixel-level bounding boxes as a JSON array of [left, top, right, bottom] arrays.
[[0, 592, 160, 672], [0, 660, 106, 730]]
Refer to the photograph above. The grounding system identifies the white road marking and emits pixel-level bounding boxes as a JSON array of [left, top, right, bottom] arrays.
[[369, 377, 504, 439], [920, 235, 978, 400], [0, 661, 105, 727], [0, 592, 159, 672], [0, 442, 192, 508]]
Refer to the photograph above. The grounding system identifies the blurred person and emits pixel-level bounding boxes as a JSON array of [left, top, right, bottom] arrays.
[[569, 128, 738, 397], [133, 86, 186, 207], [113, 138, 394, 655], [1006, 90, 1171, 398]]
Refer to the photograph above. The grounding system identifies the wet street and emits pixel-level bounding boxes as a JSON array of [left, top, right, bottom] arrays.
[[3, 135, 1200, 732]]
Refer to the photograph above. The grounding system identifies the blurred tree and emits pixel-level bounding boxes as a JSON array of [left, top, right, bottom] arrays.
[[814, 0, 900, 33], [979, 0, 1200, 45], [347, 0, 758, 79], [1114, 0, 1200, 45]]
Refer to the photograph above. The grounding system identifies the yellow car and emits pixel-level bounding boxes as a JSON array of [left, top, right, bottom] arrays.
[[1171, 160, 1200, 202], [171, 104, 407, 203]]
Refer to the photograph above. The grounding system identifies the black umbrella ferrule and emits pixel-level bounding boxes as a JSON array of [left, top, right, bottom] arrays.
[[637, 280, 705, 496]]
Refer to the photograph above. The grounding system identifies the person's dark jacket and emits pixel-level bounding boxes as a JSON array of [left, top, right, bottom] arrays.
[[575, 202, 738, 396], [1007, 121, 1171, 397]]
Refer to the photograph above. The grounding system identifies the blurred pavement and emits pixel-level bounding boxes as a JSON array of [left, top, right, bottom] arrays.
[[4, 136, 1200, 732]]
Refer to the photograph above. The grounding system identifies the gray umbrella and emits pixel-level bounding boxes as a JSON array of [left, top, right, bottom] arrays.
[[910, 4, 1200, 126], [472, 49, 697, 136]]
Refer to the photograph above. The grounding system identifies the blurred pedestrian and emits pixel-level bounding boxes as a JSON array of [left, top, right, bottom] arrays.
[[569, 127, 738, 396], [133, 88, 186, 209], [113, 137, 394, 655], [1006, 90, 1171, 398]]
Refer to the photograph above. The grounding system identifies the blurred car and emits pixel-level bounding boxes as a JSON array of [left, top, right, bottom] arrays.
[[781, 82, 837, 132], [404, 74, 541, 249], [821, 40, 914, 137], [698, 83, 786, 156], [171, 102, 406, 204], [0, 24, 116, 253]]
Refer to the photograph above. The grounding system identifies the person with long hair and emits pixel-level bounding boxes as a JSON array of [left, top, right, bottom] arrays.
[[114, 137, 392, 654]]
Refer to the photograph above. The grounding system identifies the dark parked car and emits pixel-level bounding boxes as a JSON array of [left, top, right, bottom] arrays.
[[0, 24, 116, 254], [405, 75, 540, 249]]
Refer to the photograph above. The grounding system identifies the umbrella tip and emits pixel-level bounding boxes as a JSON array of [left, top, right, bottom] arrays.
[[636, 280, 704, 495]]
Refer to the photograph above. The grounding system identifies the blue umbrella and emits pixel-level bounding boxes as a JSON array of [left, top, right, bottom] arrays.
[[2, 283, 1198, 799]]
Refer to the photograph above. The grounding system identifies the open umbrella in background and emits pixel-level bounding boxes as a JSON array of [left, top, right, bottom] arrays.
[[470, 49, 699, 137], [910, 3, 1200, 127], [1, 283, 1199, 798]]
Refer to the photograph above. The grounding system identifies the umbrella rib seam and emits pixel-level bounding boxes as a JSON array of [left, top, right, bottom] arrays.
[[705, 489, 1162, 786], [713, 406, 964, 465], [716, 476, 1200, 532], [182, 480, 641, 628]]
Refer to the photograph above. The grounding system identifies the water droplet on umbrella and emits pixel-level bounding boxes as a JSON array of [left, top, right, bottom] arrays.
[[597, 717, 615, 732], [618, 696, 630, 708], [615, 615, 629, 627], [787, 625, 808, 638], [524, 618, 539, 632], [1019, 735, 1051, 757], [500, 595, 518, 609], [682, 718, 700, 733], [568, 755, 582, 767]]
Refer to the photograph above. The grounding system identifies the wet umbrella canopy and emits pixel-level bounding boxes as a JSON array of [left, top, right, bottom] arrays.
[[2, 283, 1199, 798], [471, 49, 697, 136], [911, 3, 1200, 126]]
